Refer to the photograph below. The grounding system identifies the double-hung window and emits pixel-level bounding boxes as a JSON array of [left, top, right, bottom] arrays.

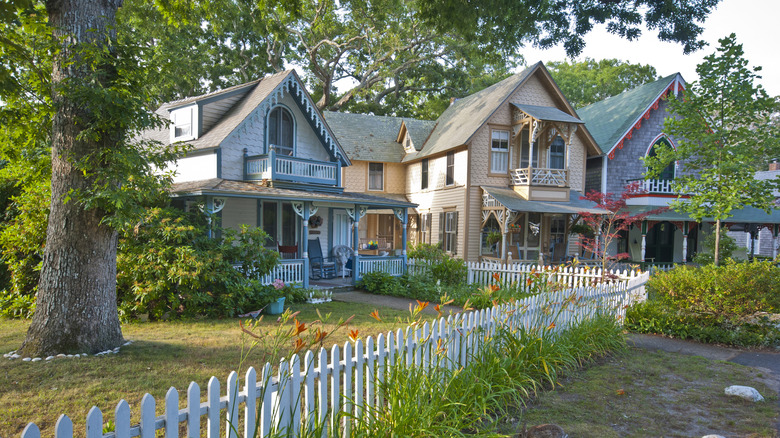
[[421, 159, 429, 190], [419, 213, 431, 244], [549, 136, 565, 169], [269, 107, 294, 156], [369, 162, 384, 190], [446, 152, 454, 186], [439, 211, 458, 254], [490, 130, 510, 173]]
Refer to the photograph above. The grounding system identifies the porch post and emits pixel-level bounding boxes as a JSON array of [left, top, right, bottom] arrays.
[[302, 202, 311, 288], [682, 221, 688, 263], [352, 206, 361, 285], [501, 232, 508, 261], [640, 221, 647, 262], [336, 159, 342, 187], [774, 224, 778, 259], [402, 208, 408, 273], [269, 145, 277, 181], [205, 196, 214, 239]]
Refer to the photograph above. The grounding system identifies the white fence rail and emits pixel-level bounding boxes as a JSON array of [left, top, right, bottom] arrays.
[[358, 256, 404, 277], [510, 167, 568, 186], [408, 259, 642, 290], [18, 271, 648, 438]]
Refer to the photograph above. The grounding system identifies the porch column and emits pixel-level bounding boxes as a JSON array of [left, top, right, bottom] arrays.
[[640, 221, 647, 262], [352, 206, 361, 285], [302, 202, 311, 288], [501, 232, 508, 261], [401, 209, 409, 272], [269, 145, 277, 180], [774, 224, 778, 259], [205, 196, 214, 239], [682, 222, 688, 263]]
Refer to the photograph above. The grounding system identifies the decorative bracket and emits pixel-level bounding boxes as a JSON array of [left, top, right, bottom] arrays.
[[346, 205, 367, 221], [291, 201, 305, 218], [199, 197, 227, 215], [393, 208, 407, 224], [308, 204, 319, 217]]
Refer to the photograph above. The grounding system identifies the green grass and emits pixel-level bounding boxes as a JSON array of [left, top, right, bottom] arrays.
[[507, 348, 779, 437], [0, 301, 433, 438]]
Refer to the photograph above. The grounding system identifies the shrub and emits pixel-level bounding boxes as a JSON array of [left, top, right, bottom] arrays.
[[692, 228, 738, 265], [116, 207, 279, 320], [626, 260, 780, 347]]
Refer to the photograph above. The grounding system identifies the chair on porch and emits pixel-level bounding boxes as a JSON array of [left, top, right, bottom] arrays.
[[309, 238, 337, 279], [332, 245, 353, 278], [278, 242, 298, 259]]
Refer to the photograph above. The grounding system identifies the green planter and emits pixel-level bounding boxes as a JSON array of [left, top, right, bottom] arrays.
[[266, 296, 285, 315]]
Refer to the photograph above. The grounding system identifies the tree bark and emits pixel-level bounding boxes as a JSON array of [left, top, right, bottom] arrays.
[[20, 0, 124, 356], [714, 219, 721, 267]]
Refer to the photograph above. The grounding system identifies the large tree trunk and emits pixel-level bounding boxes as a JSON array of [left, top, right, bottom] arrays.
[[714, 219, 721, 267], [20, 0, 124, 356]]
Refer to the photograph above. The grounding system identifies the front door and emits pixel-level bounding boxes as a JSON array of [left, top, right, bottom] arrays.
[[332, 210, 353, 248], [646, 221, 676, 263]]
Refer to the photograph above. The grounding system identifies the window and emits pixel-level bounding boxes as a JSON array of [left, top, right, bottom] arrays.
[[405, 136, 412, 150], [421, 159, 429, 190], [268, 106, 294, 156], [490, 129, 510, 173], [369, 162, 384, 190], [439, 211, 458, 254], [419, 213, 431, 244], [549, 136, 566, 169], [446, 152, 455, 186], [520, 129, 538, 168], [172, 107, 193, 139], [647, 137, 675, 180]]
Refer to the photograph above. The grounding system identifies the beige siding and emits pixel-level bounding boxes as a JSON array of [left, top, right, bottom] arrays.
[[343, 160, 407, 194], [408, 185, 466, 256], [221, 198, 258, 230]]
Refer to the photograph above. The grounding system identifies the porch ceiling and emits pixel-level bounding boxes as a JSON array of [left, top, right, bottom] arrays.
[[625, 205, 780, 224], [482, 186, 607, 215], [171, 178, 417, 208]]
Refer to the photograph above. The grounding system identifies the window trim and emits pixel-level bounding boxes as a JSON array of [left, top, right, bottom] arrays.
[[445, 152, 455, 186], [172, 106, 195, 141], [645, 134, 677, 181], [547, 135, 566, 170], [490, 129, 510, 174], [267, 105, 296, 156], [442, 210, 458, 255], [368, 162, 384, 191]]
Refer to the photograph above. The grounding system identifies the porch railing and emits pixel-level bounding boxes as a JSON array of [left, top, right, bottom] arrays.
[[234, 259, 305, 285], [627, 178, 678, 195], [245, 148, 338, 186], [357, 256, 405, 278], [510, 167, 568, 186]]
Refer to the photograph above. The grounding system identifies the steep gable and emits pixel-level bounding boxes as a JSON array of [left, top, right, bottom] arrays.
[[578, 73, 685, 157], [324, 112, 435, 162]]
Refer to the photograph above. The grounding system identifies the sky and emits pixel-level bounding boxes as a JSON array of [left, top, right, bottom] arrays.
[[520, 0, 780, 97]]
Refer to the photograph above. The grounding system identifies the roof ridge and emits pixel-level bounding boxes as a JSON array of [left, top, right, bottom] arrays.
[[165, 70, 295, 108]]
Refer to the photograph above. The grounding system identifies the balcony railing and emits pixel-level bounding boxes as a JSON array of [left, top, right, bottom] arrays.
[[244, 146, 339, 186], [510, 167, 568, 187], [628, 178, 678, 195]]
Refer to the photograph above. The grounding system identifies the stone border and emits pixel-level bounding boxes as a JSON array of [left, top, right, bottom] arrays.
[[4, 340, 134, 362]]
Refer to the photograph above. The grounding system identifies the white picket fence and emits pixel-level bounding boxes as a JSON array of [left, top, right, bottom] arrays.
[[259, 260, 304, 285], [357, 256, 404, 278], [407, 259, 643, 290], [18, 271, 648, 438]]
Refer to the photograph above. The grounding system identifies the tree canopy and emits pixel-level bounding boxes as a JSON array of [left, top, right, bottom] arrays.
[[547, 58, 658, 108], [645, 34, 780, 264]]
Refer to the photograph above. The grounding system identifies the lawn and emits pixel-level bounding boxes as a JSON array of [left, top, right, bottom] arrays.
[[504, 348, 779, 437], [0, 301, 431, 438]]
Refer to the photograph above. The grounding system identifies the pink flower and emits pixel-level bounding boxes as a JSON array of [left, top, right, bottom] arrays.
[[272, 279, 285, 290]]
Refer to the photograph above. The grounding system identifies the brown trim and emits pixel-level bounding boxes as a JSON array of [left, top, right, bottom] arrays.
[[464, 144, 471, 260], [404, 144, 469, 164]]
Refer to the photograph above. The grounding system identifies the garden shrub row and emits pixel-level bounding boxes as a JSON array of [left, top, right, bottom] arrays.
[[626, 260, 780, 347]]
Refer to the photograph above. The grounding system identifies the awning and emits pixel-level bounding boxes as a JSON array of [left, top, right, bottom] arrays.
[[171, 178, 417, 209], [512, 104, 584, 124], [482, 186, 608, 215], [625, 204, 780, 224]]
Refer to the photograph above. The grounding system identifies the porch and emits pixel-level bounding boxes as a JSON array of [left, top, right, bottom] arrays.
[[171, 178, 415, 288]]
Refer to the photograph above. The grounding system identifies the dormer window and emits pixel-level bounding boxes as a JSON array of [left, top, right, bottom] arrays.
[[170, 106, 197, 141], [268, 106, 294, 156]]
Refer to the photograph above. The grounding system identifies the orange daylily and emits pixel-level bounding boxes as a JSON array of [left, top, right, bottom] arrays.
[[349, 329, 360, 342], [416, 300, 430, 311], [313, 329, 328, 344], [492, 273, 501, 282], [434, 304, 442, 317], [292, 338, 306, 354], [547, 322, 556, 330], [369, 309, 381, 321], [489, 284, 500, 292], [293, 319, 307, 336]]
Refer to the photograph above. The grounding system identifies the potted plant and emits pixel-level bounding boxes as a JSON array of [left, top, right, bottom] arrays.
[[265, 279, 287, 315], [367, 240, 379, 250], [485, 231, 501, 246]]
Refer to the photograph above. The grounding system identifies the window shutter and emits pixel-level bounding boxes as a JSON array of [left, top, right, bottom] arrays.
[[453, 212, 459, 255], [427, 213, 432, 243], [439, 212, 445, 249]]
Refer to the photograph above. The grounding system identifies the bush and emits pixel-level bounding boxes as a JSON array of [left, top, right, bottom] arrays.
[[116, 207, 280, 320], [626, 260, 780, 347], [692, 228, 738, 265]]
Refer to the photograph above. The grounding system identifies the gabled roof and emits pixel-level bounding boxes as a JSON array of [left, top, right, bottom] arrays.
[[323, 112, 435, 162], [140, 70, 350, 165], [578, 73, 684, 156], [512, 104, 584, 124], [482, 186, 607, 214]]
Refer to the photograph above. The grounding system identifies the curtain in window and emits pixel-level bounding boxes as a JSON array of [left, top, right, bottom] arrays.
[[269, 107, 294, 156], [520, 130, 538, 168], [369, 163, 384, 190], [491, 130, 509, 173], [549, 136, 566, 169]]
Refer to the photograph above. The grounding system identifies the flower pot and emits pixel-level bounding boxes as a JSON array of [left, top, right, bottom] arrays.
[[266, 296, 285, 315]]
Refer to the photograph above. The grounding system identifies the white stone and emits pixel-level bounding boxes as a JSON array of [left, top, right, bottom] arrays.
[[22, 357, 31, 362], [31, 357, 41, 362], [45, 356, 54, 361], [73, 355, 80, 358], [123, 341, 132, 346], [57, 354, 66, 358], [725, 385, 764, 402], [68, 354, 74, 358], [702, 435, 726, 438], [11, 354, 20, 359]]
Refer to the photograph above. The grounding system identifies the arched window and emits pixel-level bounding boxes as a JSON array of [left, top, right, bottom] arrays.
[[268, 106, 294, 156], [647, 137, 675, 180]]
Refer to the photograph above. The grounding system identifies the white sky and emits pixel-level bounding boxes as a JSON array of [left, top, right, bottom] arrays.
[[519, 0, 780, 97]]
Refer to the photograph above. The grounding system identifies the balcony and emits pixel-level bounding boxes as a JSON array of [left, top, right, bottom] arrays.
[[628, 178, 678, 195], [511, 167, 568, 187], [244, 147, 339, 187]]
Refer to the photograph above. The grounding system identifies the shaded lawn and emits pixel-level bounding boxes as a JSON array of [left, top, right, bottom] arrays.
[[0, 301, 431, 438], [505, 348, 779, 438]]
